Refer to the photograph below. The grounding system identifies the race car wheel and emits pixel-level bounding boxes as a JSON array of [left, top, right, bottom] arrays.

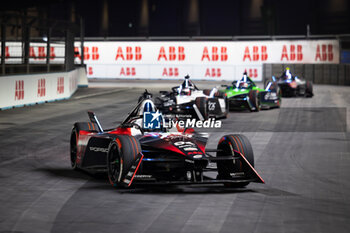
[[274, 85, 282, 108], [248, 90, 261, 112], [154, 97, 164, 108], [195, 97, 208, 120], [107, 135, 141, 188], [217, 134, 255, 188], [70, 128, 78, 169], [305, 81, 313, 98], [223, 96, 229, 117], [203, 89, 212, 96]]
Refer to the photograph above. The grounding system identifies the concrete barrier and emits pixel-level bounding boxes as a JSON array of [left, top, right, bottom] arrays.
[[263, 64, 350, 85], [0, 67, 88, 110]]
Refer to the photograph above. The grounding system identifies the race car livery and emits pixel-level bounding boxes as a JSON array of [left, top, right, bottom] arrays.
[[151, 75, 228, 120], [273, 67, 313, 97], [219, 72, 281, 111], [70, 97, 264, 188]]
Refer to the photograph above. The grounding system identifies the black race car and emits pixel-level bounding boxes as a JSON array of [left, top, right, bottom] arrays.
[[150, 75, 228, 120], [272, 68, 313, 97], [70, 97, 264, 188]]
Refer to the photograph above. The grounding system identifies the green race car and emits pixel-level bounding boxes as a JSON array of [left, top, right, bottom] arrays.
[[219, 72, 281, 111]]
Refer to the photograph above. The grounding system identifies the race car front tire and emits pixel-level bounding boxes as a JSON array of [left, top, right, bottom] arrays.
[[217, 134, 255, 188], [107, 135, 141, 188], [248, 90, 261, 112], [305, 81, 313, 98], [195, 97, 208, 120]]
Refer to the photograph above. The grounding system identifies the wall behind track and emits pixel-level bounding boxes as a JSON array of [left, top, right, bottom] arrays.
[[263, 64, 350, 85], [0, 67, 88, 110]]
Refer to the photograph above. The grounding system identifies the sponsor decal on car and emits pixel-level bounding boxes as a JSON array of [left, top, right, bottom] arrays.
[[89, 147, 109, 153]]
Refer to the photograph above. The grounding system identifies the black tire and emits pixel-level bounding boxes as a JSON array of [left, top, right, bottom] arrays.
[[70, 128, 78, 169], [305, 81, 313, 98], [223, 96, 229, 117], [272, 83, 282, 108], [195, 97, 208, 120], [203, 89, 212, 96], [276, 87, 282, 108], [107, 135, 141, 188], [154, 97, 163, 108], [70, 122, 99, 170], [217, 134, 255, 188], [248, 90, 261, 112]]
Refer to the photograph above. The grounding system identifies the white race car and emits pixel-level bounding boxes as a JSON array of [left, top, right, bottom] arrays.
[[149, 75, 228, 120]]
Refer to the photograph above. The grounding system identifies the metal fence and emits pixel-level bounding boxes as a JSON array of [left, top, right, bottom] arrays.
[[263, 63, 350, 85], [0, 12, 83, 76]]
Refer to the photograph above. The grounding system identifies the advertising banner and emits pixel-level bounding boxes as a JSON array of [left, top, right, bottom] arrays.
[[1, 40, 339, 81], [74, 40, 339, 81], [0, 67, 87, 110]]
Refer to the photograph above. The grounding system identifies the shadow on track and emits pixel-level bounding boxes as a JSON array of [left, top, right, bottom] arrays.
[[35, 167, 297, 197]]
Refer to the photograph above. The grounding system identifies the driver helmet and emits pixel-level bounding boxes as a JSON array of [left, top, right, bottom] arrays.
[[285, 67, 292, 79]]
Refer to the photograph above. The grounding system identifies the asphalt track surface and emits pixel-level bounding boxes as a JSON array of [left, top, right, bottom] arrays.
[[0, 81, 349, 233]]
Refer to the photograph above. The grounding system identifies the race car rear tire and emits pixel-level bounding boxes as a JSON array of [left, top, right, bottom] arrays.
[[70, 123, 99, 170], [305, 81, 313, 98], [248, 90, 261, 112], [107, 135, 141, 188], [217, 134, 254, 188], [70, 128, 78, 170], [277, 87, 282, 107], [195, 97, 208, 120]]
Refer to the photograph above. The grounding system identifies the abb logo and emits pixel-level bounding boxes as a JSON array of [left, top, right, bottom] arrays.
[[15, 80, 24, 100], [315, 44, 334, 61], [243, 46, 268, 61], [30, 47, 56, 60], [57, 77, 64, 94], [158, 47, 185, 61], [162, 67, 179, 77], [37, 79, 46, 97], [88, 67, 93, 75], [281, 45, 303, 61], [201, 47, 228, 61], [205, 68, 221, 77], [75, 46, 99, 60], [70, 76, 77, 92], [116, 47, 142, 61], [0, 46, 10, 58], [120, 67, 136, 76], [247, 69, 258, 78]]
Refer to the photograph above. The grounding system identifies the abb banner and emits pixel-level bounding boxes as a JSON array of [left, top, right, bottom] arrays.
[[0, 67, 87, 110], [1, 40, 339, 81], [73, 40, 339, 81], [0, 42, 65, 64]]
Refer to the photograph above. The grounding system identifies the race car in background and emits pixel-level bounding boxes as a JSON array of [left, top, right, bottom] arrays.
[[147, 75, 228, 120], [272, 67, 313, 98], [219, 72, 281, 111], [70, 96, 264, 188]]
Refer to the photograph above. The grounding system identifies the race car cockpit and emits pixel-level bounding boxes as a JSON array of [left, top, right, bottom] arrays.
[[280, 67, 294, 80], [233, 72, 254, 89], [120, 98, 165, 134], [174, 75, 199, 95]]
